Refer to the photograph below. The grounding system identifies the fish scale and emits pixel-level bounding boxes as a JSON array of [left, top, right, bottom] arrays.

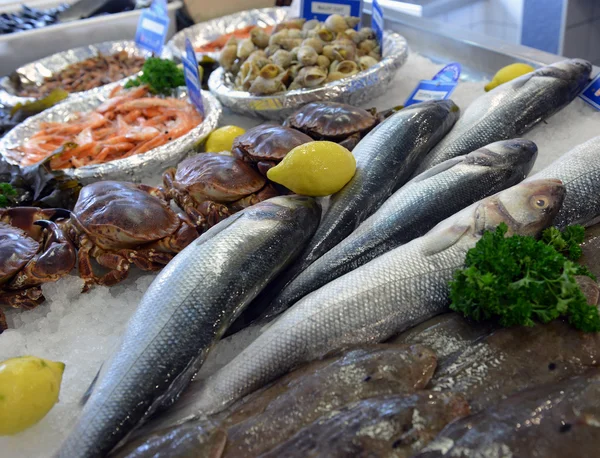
[[526, 135, 600, 228], [57, 196, 321, 458], [412, 59, 592, 175], [187, 179, 564, 417], [267, 139, 538, 316]]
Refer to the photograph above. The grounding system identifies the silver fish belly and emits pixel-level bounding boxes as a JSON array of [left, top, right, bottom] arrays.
[[245, 100, 460, 321], [56, 196, 320, 458], [526, 135, 600, 228], [188, 179, 564, 417], [412, 59, 592, 175], [267, 139, 538, 316]]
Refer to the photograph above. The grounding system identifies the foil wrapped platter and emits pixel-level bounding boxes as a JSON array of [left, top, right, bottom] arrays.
[[0, 40, 152, 108], [0, 81, 222, 184], [165, 7, 289, 61], [209, 31, 409, 120]]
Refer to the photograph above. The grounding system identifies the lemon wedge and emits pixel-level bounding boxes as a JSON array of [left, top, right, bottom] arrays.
[[0, 356, 65, 435], [267, 141, 356, 196]]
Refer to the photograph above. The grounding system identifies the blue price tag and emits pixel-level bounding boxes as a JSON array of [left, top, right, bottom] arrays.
[[183, 39, 205, 116], [151, 0, 168, 14], [135, 7, 169, 55], [301, 0, 363, 23], [579, 73, 600, 110], [371, 0, 384, 52], [405, 80, 458, 107], [404, 62, 461, 107], [433, 63, 461, 83]]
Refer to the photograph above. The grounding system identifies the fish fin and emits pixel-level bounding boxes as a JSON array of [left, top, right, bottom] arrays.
[[80, 363, 103, 405], [422, 223, 470, 255], [408, 156, 467, 184]]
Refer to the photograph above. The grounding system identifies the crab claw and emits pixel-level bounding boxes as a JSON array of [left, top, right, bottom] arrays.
[[8, 220, 77, 289]]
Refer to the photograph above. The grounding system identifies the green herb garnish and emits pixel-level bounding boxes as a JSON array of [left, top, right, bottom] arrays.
[[0, 182, 17, 207], [125, 57, 185, 96], [450, 223, 600, 332]]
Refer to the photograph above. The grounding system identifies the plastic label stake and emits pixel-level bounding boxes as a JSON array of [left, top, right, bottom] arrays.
[[371, 0, 384, 53], [579, 73, 600, 110], [183, 38, 205, 116], [135, 1, 170, 55], [405, 63, 461, 107], [301, 0, 363, 23]]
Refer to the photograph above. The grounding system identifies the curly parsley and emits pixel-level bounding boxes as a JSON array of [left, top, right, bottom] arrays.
[[450, 223, 600, 332], [0, 182, 17, 207], [124, 57, 185, 96]]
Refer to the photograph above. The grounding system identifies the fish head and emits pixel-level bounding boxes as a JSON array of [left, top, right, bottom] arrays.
[[398, 99, 460, 132], [476, 179, 565, 237], [533, 58, 592, 96], [467, 138, 538, 185]]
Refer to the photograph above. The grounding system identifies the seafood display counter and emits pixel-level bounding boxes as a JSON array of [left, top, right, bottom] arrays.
[[1, 4, 600, 458]]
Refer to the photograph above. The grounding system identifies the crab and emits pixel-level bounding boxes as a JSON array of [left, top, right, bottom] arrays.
[[283, 101, 395, 150], [163, 153, 278, 231], [66, 181, 198, 291], [231, 124, 313, 175], [0, 207, 76, 332]]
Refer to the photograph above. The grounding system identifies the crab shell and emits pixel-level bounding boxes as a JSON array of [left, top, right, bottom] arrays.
[[173, 153, 268, 203], [0, 223, 39, 283], [232, 124, 313, 174], [71, 181, 181, 250], [283, 102, 378, 142]]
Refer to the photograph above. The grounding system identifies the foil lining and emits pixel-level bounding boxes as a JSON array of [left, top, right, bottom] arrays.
[[0, 81, 222, 184], [0, 40, 153, 108], [208, 31, 409, 120], [165, 7, 289, 61]]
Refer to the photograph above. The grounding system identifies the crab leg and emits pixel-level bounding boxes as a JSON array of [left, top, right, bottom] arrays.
[[77, 237, 130, 291], [8, 220, 77, 290], [0, 309, 6, 333], [0, 287, 44, 310]]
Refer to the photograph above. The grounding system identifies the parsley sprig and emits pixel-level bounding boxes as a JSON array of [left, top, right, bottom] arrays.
[[450, 223, 600, 332], [124, 57, 185, 96], [0, 182, 17, 207]]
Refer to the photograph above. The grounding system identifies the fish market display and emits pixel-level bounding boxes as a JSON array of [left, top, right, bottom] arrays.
[[251, 99, 459, 320], [413, 59, 592, 175], [184, 179, 565, 416], [0, 207, 76, 332], [13, 85, 204, 169], [270, 139, 538, 315], [416, 371, 600, 458], [58, 196, 321, 458], [526, 135, 600, 228], [15, 51, 146, 98], [195, 25, 275, 53], [0, 4, 67, 35], [261, 393, 470, 458], [220, 15, 383, 94]]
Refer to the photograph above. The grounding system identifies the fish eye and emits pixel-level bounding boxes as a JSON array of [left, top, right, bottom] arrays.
[[531, 195, 549, 209]]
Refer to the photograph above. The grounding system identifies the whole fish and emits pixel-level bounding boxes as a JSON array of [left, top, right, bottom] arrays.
[[57, 196, 321, 458], [267, 139, 538, 316], [261, 392, 470, 458], [412, 59, 592, 175], [526, 135, 600, 227], [185, 179, 565, 417], [244, 100, 460, 320], [416, 371, 600, 458]]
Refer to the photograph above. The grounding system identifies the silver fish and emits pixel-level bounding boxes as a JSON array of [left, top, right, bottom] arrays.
[[185, 179, 565, 417], [267, 139, 538, 316], [526, 135, 600, 228], [412, 59, 592, 175], [57, 196, 321, 458], [246, 100, 460, 320]]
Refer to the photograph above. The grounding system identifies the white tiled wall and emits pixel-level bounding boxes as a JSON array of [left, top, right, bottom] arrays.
[[429, 0, 524, 44], [563, 0, 600, 65]]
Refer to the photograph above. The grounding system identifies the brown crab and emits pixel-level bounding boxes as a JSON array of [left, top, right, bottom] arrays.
[[0, 207, 76, 332], [231, 124, 313, 175], [66, 181, 198, 291], [163, 153, 278, 231], [283, 101, 397, 150]]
